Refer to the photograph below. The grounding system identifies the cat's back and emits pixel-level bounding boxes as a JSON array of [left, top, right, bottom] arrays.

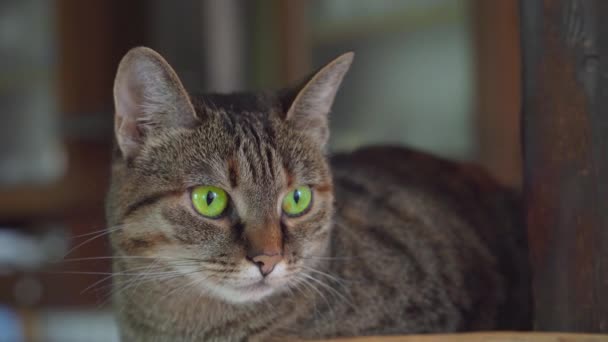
[[331, 146, 521, 240], [326, 146, 531, 333]]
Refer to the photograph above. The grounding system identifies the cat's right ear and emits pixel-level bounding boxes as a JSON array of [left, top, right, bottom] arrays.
[[279, 52, 354, 148], [113, 47, 199, 160]]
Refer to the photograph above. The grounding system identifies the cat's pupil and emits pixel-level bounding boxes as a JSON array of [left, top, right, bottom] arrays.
[[206, 191, 216, 206], [293, 189, 301, 204]]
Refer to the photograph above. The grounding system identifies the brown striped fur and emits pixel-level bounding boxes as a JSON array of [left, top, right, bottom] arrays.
[[106, 47, 531, 341]]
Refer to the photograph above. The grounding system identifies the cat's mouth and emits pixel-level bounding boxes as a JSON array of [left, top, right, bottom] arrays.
[[200, 261, 291, 303]]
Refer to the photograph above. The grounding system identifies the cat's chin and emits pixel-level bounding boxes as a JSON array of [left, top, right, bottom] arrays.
[[220, 282, 277, 303], [205, 280, 283, 304]]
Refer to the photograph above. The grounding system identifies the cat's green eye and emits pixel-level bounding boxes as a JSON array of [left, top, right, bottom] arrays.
[[191, 185, 229, 218], [282, 185, 313, 217]]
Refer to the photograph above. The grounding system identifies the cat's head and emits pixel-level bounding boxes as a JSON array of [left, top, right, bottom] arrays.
[[107, 47, 352, 303]]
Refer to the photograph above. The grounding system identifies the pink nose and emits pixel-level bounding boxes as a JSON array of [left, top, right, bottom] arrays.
[[249, 253, 282, 276]]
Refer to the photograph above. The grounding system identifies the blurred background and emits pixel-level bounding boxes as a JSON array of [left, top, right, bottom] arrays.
[[0, 0, 520, 341]]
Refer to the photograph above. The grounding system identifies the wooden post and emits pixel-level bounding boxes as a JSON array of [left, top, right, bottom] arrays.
[[521, 0, 608, 332], [473, 0, 522, 188]]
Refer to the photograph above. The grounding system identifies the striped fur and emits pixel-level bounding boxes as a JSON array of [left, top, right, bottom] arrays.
[[106, 48, 530, 341]]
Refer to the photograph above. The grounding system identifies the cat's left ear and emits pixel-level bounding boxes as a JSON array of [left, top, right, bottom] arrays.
[[281, 52, 354, 147], [113, 47, 199, 160]]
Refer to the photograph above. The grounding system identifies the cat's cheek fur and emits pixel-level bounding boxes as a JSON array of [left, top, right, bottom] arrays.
[[111, 205, 178, 256]]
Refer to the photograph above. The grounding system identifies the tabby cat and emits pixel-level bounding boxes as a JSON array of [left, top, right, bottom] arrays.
[[106, 47, 531, 341]]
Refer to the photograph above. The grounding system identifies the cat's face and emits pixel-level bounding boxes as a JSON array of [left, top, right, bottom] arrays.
[[107, 47, 352, 303]]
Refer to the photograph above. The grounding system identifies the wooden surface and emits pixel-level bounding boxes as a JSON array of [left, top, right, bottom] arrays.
[[321, 332, 608, 342], [521, 0, 608, 333]]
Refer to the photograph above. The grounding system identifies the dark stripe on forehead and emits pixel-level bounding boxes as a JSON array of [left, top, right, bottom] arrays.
[[246, 122, 270, 180], [234, 133, 242, 150], [238, 116, 258, 143], [232, 114, 280, 183], [221, 111, 236, 134], [228, 158, 239, 188], [265, 146, 275, 179], [244, 144, 259, 181], [284, 164, 294, 188], [263, 121, 276, 148], [248, 123, 262, 148], [257, 143, 272, 181]]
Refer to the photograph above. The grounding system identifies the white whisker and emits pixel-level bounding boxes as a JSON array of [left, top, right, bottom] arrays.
[[63, 224, 129, 258], [299, 272, 355, 310]]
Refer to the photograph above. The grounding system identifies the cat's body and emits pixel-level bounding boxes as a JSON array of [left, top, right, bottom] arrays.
[[106, 47, 530, 341]]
